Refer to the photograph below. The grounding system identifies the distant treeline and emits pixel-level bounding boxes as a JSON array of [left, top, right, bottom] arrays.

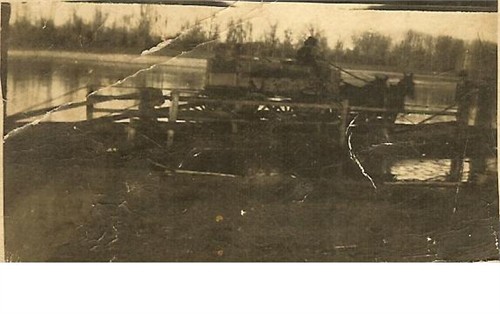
[[10, 9, 160, 54], [9, 9, 497, 77], [333, 31, 497, 77]]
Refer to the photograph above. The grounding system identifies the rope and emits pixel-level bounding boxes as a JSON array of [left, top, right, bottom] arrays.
[[410, 88, 478, 126], [19, 85, 88, 113], [414, 103, 457, 125], [328, 62, 371, 83]]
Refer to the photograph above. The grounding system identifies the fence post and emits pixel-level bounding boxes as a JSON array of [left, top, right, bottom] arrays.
[[167, 90, 179, 148], [470, 81, 495, 184], [449, 77, 473, 182], [338, 100, 349, 146], [86, 85, 95, 121], [337, 100, 349, 176]]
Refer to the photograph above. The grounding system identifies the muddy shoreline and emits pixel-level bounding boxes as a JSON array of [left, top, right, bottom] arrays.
[[4, 122, 499, 261]]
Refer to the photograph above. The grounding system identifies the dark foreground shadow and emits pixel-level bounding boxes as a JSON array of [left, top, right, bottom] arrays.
[[4, 122, 499, 262]]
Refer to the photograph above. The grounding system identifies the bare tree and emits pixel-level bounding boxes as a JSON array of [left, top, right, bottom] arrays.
[[351, 31, 391, 65], [264, 23, 279, 57], [226, 18, 249, 45], [282, 28, 294, 58]]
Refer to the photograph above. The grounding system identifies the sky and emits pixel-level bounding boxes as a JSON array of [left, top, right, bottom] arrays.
[[11, 1, 498, 47]]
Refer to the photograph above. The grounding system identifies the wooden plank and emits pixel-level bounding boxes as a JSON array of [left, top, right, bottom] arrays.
[[176, 116, 341, 125], [383, 181, 463, 187], [349, 105, 457, 116], [185, 98, 343, 110], [86, 86, 96, 120], [89, 93, 168, 102], [166, 169, 238, 178], [402, 109, 457, 116], [92, 108, 135, 113], [88, 110, 343, 127]]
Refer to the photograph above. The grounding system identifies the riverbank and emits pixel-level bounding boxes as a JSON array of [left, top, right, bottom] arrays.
[[9, 49, 458, 80], [8, 49, 208, 68], [336, 62, 460, 80]]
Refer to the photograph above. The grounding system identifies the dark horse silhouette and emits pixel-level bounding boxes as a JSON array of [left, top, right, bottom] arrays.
[[340, 73, 415, 124]]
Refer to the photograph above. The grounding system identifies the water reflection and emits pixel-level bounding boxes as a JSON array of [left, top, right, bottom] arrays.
[[391, 159, 469, 182], [8, 53, 205, 121]]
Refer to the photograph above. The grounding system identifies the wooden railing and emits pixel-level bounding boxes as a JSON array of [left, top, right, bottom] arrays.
[[6, 84, 462, 147], [5, 83, 496, 186]]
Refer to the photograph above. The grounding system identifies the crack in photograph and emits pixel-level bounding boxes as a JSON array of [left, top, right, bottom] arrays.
[[1, 0, 498, 262]]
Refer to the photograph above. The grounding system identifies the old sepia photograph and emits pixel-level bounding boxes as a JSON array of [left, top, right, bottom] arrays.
[[0, 0, 498, 262]]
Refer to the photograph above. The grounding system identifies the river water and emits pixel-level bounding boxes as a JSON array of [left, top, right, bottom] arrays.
[[6, 51, 496, 182], [7, 51, 206, 121]]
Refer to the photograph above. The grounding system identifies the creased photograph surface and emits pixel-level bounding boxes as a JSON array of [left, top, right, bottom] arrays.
[[1, 0, 498, 262]]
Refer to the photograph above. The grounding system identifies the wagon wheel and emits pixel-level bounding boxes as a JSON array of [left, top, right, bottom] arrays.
[[277, 104, 293, 111], [253, 105, 293, 122], [263, 105, 294, 114], [183, 102, 219, 112]]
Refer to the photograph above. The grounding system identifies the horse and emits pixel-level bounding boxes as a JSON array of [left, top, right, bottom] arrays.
[[386, 72, 415, 123], [340, 72, 415, 124], [339, 75, 388, 109]]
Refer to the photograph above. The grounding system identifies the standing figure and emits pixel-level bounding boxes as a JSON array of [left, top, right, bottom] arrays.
[[296, 36, 334, 101], [296, 36, 321, 66], [455, 70, 475, 126], [449, 70, 476, 182]]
